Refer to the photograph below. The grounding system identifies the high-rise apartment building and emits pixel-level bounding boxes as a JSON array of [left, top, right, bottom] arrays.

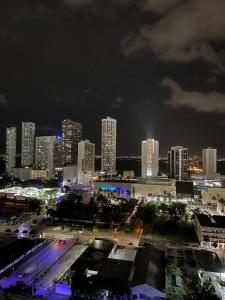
[[101, 116, 117, 175], [21, 122, 35, 166], [54, 135, 63, 169], [141, 138, 159, 178], [202, 147, 217, 179], [168, 146, 188, 181], [78, 140, 95, 173], [62, 119, 82, 166], [35, 136, 55, 178], [5, 127, 17, 176]]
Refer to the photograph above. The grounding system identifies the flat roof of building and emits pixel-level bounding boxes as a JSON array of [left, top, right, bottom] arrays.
[[71, 238, 115, 273], [98, 259, 133, 286], [196, 214, 225, 228], [109, 246, 137, 262], [132, 246, 165, 292], [194, 250, 224, 273], [0, 186, 64, 200]]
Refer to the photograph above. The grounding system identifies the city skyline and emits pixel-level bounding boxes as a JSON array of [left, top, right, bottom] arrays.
[[2, 119, 225, 158], [0, 1, 225, 155]]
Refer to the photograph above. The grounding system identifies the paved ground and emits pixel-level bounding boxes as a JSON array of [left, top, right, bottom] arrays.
[[0, 240, 73, 288], [43, 228, 140, 246], [0, 214, 45, 236]]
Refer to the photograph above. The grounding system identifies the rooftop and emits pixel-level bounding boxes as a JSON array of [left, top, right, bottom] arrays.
[[195, 250, 224, 273], [0, 186, 64, 200], [132, 246, 165, 292], [98, 259, 133, 287], [196, 214, 225, 228], [71, 238, 115, 273], [108, 246, 137, 262]]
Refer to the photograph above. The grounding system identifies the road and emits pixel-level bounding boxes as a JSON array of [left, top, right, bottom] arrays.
[[0, 240, 73, 288], [43, 228, 140, 246], [0, 214, 45, 236]]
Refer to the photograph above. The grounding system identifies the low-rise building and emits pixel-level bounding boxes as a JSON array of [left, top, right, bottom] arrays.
[[63, 165, 78, 186], [12, 167, 32, 181], [195, 214, 225, 248], [201, 187, 225, 207], [131, 246, 165, 299], [93, 179, 176, 199], [123, 170, 135, 179], [31, 169, 49, 180]]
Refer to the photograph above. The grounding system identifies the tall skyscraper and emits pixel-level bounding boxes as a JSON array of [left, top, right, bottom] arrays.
[[202, 147, 217, 179], [78, 140, 95, 173], [101, 116, 117, 175], [5, 127, 17, 176], [21, 122, 35, 166], [168, 146, 188, 181], [62, 119, 82, 166], [35, 136, 55, 178], [54, 135, 63, 169], [141, 138, 159, 178]]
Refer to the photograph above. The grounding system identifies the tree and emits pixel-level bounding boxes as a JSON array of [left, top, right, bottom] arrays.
[[67, 191, 81, 203], [136, 203, 157, 224], [46, 207, 57, 217], [169, 202, 186, 220], [184, 278, 219, 300], [157, 202, 169, 215], [87, 197, 99, 223], [166, 263, 182, 277], [57, 198, 76, 218], [120, 198, 138, 214], [28, 199, 41, 213]]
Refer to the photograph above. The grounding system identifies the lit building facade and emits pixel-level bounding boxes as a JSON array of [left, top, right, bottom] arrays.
[[141, 138, 159, 178], [31, 169, 49, 180], [101, 116, 117, 175], [202, 147, 217, 179], [168, 146, 188, 181], [62, 119, 82, 166], [35, 136, 55, 178], [5, 127, 17, 176], [78, 140, 95, 184], [21, 122, 35, 166], [78, 140, 95, 173], [54, 135, 63, 169]]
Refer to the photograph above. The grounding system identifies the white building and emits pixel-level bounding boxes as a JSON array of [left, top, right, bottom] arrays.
[[63, 165, 78, 186], [21, 122, 35, 166], [168, 146, 188, 181], [5, 127, 17, 176], [101, 116, 117, 175], [141, 138, 159, 178], [202, 147, 217, 179], [195, 214, 225, 249], [35, 136, 55, 178], [78, 140, 95, 184]]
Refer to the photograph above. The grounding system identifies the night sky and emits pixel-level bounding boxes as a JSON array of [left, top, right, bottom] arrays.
[[0, 0, 225, 156]]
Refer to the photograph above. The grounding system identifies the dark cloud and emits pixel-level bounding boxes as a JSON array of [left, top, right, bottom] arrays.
[[122, 0, 225, 70], [0, 95, 8, 107], [140, 0, 181, 13], [110, 96, 124, 109], [161, 77, 225, 113]]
